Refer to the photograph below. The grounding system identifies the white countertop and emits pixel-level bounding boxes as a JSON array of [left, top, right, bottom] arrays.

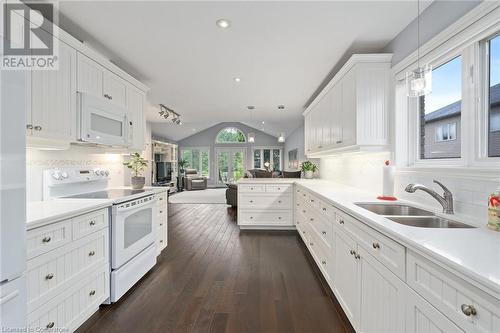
[[27, 186, 168, 230], [240, 178, 500, 298], [27, 199, 114, 230]]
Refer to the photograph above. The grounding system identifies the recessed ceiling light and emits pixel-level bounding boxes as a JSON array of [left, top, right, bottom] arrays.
[[192, 128, 196, 131], [216, 19, 231, 29], [234, 77, 241, 83], [277, 105, 285, 110], [247, 106, 255, 110], [261, 121, 265, 125]]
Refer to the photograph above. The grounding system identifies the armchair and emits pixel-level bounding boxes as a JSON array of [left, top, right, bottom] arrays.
[[184, 168, 208, 191]]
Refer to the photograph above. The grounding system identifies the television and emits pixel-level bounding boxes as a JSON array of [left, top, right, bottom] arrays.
[[155, 162, 172, 183]]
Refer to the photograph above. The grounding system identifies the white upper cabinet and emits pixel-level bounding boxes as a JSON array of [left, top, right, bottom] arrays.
[[126, 84, 145, 151], [27, 40, 76, 148], [77, 53, 128, 109], [303, 54, 392, 156]]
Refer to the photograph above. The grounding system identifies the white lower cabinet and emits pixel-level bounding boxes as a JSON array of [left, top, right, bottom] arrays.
[[406, 287, 464, 333], [293, 184, 498, 333], [26, 208, 110, 333], [156, 191, 168, 255]]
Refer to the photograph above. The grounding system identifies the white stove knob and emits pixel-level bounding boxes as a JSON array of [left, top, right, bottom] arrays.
[[52, 171, 62, 180], [104, 170, 109, 176], [100, 170, 106, 176], [61, 171, 68, 179]]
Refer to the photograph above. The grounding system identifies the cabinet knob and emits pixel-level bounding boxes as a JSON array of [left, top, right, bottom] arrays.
[[310, 218, 314, 221], [249, 200, 253, 203], [296, 221, 300, 224], [89, 290, 96, 296], [339, 220, 345, 225], [296, 203, 299, 206], [278, 200, 282, 203], [88, 250, 96, 256], [46, 322, 55, 329], [309, 242, 314, 246], [336, 140, 343, 144], [42, 236, 51, 243], [277, 188, 281, 190], [372, 242, 380, 249], [250, 216, 253, 219], [318, 145, 322, 148], [322, 231, 327, 235], [26, 124, 33, 130], [354, 253, 361, 260], [45, 273, 54, 280], [461, 304, 477, 316], [89, 220, 96, 226], [321, 260, 326, 265], [302, 210, 306, 213], [310, 199, 315, 202], [322, 208, 326, 211], [349, 249, 355, 255], [34, 125, 42, 131], [160, 210, 164, 214]]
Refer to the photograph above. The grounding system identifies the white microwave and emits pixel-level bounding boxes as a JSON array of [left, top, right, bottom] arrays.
[[78, 92, 128, 146]]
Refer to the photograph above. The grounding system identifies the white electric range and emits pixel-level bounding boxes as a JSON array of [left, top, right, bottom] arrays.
[[43, 167, 158, 302]]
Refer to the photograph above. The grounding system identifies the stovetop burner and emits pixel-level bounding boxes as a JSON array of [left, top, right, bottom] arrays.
[[63, 189, 147, 200]]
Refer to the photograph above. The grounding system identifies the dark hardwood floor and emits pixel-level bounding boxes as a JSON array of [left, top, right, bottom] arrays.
[[76, 204, 351, 333]]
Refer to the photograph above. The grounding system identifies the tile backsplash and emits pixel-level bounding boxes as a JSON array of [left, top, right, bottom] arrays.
[[27, 145, 127, 202], [319, 151, 499, 227]]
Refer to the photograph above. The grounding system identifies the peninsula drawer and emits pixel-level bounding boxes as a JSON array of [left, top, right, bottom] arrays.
[[239, 195, 292, 209], [27, 220, 72, 259], [318, 199, 336, 221], [266, 184, 292, 193], [310, 214, 333, 249], [407, 251, 500, 333], [27, 265, 109, 333], [72, 208, 108, 240], [239, 211, 293, 225], [238, 184, 266, 193], [26, 228, 109, 312]]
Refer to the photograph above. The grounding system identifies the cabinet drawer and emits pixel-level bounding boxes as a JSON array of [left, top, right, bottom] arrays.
[[311, 235, 332, 282], [238, 184, 265, 193], [239, 211, 292, 225], [27, 265, 109, 333], [156, 224, 167, 254], [72, 208, 108, 240], [27, 220, 72, 259], [319, 199, 336, 221], [307, 193, 320, 208], [239, 194, 292, 210], [266, 184, 292, 193], [27, 228, 109, 312], [158, 205, 167, 216], [156, 193, 167, 206], [311, 214, 334, 249], [407, 251, 500, 333], [351, 217, 406, 280]]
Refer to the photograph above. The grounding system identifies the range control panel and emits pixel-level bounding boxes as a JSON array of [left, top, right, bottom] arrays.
[[44, 168, 110, 184]]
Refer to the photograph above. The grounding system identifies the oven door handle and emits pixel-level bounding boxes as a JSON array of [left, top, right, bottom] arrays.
[[115, 199, 157, 214]]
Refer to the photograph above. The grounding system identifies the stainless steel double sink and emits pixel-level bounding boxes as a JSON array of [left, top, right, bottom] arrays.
[[354, 203, 475, 228]]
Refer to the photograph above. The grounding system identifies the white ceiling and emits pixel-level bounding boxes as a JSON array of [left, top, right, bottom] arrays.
[[56, 1, 429, 141]]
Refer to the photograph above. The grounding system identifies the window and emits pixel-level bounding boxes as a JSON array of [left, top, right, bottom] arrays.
[[252, 148, 282, 171], [435, 123, 457, 142], [181, 148, 209, 177], [420, 56, 462, 159], [488, 35, 500, 157], [215, 127, 246, 143]]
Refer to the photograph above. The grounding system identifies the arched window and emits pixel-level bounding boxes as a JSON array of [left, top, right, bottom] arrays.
[[215, 127, 246, 143]]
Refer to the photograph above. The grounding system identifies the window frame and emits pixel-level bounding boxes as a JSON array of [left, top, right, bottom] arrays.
[[251, 146, 283, 171], [180, 147, 210, 178], [215, 127, 247, 144], [394, 3, 500, 171], [435, 123, 457, 142]]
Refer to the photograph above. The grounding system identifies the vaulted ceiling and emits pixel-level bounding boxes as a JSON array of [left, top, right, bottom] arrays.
[[56, 1, 430, 141]]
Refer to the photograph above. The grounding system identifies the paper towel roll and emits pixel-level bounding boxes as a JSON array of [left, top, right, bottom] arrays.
[[382, 165, 395, 197]]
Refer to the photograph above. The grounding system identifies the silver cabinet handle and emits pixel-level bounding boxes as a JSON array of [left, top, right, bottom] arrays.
[[309, 242, 314, 246], [160, 210, 164, 214], [296, 221, 300, 224], [302, 210, 306, 213], [310, 218, 314, 221], [88, 251, 96, 256], [46, 322, 55, 329], [321, 260, 326, 265], [278, 200, 282, 203], [354, 253, 361, 260], [42, 236, 51, 243], [296, 203, 300, 206], [34, 125, 42, 131], [339, 220, 345, 225], [250, 216, 253, 219], [159, 197, 164, 201], [26, 124, 33, 130], [278, 216, 282, 220], [45, 273, 54, 280], [322, 231, 327, 235], [372, 242, 380, 249], [249, 200, 253, 203], [160, 240, 164, 243], [310, 199, 315, 202], [89, 290, 96, 296], [461, 304, 477, 316], [250, 187, 254, 190], [322, 208, 326, 211], [349, 249, 355, 255], [89, 220, 96, 226], [336, 140, 343, 144], [277, 187, 281, 190]]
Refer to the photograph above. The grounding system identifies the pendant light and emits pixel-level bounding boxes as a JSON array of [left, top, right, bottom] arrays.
[[247, 106, 256, 143], [406, 0, 432, 97]]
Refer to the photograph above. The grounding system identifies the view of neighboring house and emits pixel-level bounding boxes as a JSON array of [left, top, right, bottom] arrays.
[[423, 83, 500, 159]]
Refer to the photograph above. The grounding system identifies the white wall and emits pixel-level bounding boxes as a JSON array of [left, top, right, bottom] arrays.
[[27, 145, 127, 202]]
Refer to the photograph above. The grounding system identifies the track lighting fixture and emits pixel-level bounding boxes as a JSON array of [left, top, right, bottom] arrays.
[[159, 104, 182, 125]]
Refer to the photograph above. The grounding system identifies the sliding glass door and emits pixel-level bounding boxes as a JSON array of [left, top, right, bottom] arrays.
[[216, 148, 246, 185]]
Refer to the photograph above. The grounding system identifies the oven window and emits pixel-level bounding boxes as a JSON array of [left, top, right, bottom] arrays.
[[91, 113, 123, 137], [124, 208, 152, 248]]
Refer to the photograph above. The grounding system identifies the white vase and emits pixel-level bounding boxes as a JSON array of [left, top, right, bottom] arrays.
[[304, 170, 314, 179]]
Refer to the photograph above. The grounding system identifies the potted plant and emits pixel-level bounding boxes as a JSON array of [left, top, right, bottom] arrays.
[[300, 161, 318, 179], [178, 158, 188, 175], [123, 153, 148, 189]]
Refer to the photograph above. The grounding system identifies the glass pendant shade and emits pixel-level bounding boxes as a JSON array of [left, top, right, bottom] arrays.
[[278, 133, 285, 143], [247, 132, 255, 143], [407, 65, 432, 97]]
